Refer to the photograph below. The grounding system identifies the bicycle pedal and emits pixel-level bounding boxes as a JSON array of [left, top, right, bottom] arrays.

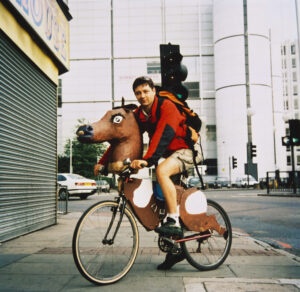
[[160, 236, 173, 243]]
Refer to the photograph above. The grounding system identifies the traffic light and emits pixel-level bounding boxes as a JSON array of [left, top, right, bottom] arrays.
[[282, 136, 290, 146], [282, 136, 300, 146], [250, 143, 257, 158], [232, 156, 237, 169], [289, 119, 300, 146], [160, 43, 188, 101]]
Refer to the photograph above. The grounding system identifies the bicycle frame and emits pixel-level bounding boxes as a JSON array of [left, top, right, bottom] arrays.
[[102, 195, 127, 245]]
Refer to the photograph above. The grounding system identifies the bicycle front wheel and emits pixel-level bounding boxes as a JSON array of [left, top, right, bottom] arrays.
[[181, 199, 232, 270], [72, 200, 139, 285]]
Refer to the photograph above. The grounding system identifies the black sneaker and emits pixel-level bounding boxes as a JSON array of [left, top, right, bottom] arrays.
[[157, 251, 186, 270], [155, 217, 183, 237]]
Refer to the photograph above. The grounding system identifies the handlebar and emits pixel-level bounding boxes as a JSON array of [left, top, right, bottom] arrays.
[[123, 158, 146, 168], [123, 158, 131, 166], [120, 158, 146, 178]]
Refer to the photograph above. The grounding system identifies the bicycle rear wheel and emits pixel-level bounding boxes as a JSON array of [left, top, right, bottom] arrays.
[[72, 200, 139, 285], [181, 199, 232, 270]]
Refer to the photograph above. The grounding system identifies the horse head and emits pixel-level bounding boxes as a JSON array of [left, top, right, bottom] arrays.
[[76, 104, 142, 173]]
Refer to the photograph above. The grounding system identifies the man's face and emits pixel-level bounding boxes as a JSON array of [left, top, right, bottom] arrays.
[[134, 83, 156, 110]]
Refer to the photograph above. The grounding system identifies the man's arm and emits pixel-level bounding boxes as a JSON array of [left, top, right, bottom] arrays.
[[94, 147, 112, 176]]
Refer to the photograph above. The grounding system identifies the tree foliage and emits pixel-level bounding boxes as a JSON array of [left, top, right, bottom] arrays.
[[58, 119, 108, 179]]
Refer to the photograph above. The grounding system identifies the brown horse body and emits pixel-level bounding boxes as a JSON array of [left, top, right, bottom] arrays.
[[76, 105, 142, 173], [76, 104, 224, 235]]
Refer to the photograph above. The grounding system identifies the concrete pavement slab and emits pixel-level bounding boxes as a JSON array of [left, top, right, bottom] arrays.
[[184, 278, 300, 292], [0, 212, 299, 291], [0, 274, 74, 292]]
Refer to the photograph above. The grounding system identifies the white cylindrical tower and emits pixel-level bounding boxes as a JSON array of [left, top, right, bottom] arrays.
[[214, 0, 275, 179]]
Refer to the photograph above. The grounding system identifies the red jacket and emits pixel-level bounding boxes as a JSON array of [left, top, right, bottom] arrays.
[[99, 96, 189, 167], [135, 96, 189, 167]]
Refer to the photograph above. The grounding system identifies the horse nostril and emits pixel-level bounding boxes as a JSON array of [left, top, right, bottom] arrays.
[[77, 130, 85, 136], [76, 125, 94, 139]]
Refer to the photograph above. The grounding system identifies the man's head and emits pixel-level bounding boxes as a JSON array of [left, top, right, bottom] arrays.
[[132, 76, 156, 112]]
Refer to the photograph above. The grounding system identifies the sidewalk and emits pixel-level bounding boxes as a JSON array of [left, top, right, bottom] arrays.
[[0, 212, 299, 292]]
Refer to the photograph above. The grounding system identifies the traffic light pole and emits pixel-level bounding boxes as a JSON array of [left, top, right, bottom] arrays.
[[291, 143, 296, 194], [229, 156, 232, 186], [282, 120, 300, 194]]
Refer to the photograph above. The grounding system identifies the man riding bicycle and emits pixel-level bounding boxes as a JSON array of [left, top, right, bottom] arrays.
[[95, 76, 202, 269]]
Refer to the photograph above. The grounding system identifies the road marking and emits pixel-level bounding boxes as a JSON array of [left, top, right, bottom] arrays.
[[275, 240, 292, 249]]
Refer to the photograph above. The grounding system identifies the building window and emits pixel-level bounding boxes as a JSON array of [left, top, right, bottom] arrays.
[[292, 58, 296, 68], [293, 85, 298, 95], [294, 99, 299, 110], [147, 62, 161, 74], [293, 72, 297, 82], [57, 79, 62, 108], [284, 100, 289, 110], [297, 155, 300, 166], [206, 125, 216, 141], [185, 82, 200, 99], [291, 45, 296, 54]]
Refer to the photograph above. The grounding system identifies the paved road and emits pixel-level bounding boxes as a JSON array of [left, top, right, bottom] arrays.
[[205, 189, 300, 256], [66, 188, 300, 256]]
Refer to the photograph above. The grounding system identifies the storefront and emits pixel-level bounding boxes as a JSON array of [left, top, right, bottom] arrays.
[[0, 0, 71, 241]]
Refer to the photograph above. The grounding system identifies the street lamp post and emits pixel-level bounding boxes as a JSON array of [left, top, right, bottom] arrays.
[[69, 139, 73, 174]]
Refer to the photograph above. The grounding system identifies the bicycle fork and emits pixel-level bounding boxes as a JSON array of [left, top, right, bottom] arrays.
[[102, 198, 127, 245]]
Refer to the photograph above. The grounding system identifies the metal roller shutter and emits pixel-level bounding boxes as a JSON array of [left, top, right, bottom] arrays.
[[0, 32, 57, 241]]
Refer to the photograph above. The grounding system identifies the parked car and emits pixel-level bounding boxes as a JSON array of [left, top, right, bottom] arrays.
[[96, 180, 110, 193], [187, 176, 202, 188], [204, 176, 218, 189], [214, 177, 231, 188], [187, 175, 217, 189], [235, 175, 258, 188], [57, 183, 68, 200], [57, 173, 97, 200]]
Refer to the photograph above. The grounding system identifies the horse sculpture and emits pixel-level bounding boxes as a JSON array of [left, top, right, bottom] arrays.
[[76, 103, 142, 174], [76, 102, 226, 235]]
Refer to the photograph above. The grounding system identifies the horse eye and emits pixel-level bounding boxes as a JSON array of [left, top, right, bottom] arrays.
[[113, 115, 123, 124]]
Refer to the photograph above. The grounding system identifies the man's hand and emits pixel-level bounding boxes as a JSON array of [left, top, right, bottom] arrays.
[[189, 126, 199, 144], [130, 159, 148, 170]]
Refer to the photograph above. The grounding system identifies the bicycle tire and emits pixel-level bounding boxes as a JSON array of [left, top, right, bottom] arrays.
[[72, 200, 139, 285], [181, 199, 232, 270]]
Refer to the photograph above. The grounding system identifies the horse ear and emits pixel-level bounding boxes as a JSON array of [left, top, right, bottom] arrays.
[[121, 97, 137, 112]]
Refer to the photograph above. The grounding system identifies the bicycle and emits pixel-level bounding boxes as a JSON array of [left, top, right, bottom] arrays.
[[72, 160, 232, 285]]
